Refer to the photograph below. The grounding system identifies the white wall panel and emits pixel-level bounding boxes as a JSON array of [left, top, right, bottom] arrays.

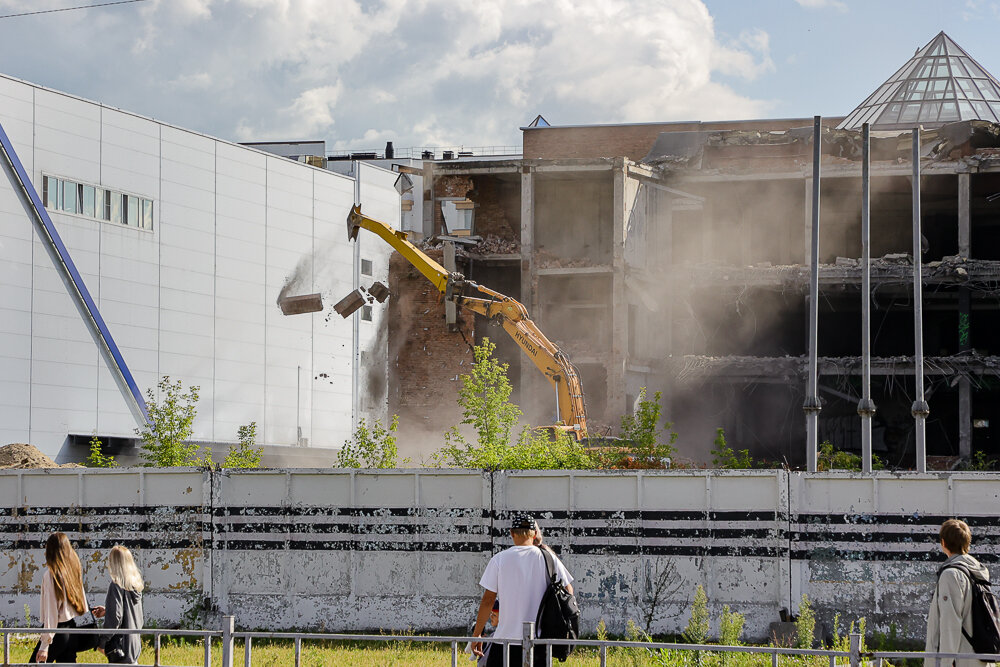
[[33, 89, 101, 185], [0, 77, 34, 172], [0, 73, 379, 458]]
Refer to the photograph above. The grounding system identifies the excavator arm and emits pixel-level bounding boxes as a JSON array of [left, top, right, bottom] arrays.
[[346, 205, 588, 439]]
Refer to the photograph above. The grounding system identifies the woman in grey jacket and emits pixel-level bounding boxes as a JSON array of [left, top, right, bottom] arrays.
[[93, 546, 144, 664]]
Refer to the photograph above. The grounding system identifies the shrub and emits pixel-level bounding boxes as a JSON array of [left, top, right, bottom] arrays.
[[599, 388, 678, 469], [222, 422, 263, 469], [433, 339, 595, 470], [683, 584, 710, 645], [796, 594, 816, 649], [137, 376, 210, 467], [337, 415, 401, 468], [710, 428, 752, 469], [817, 441, 884, 471], [964, 450, 996, 471], [86, 436, 118, 468], [718, 604, 745, 646]]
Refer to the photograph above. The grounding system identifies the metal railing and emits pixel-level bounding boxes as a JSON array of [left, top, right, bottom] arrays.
[[0, 625, 221, 666], [327, 145, 522, 160], [5, 621, 999, 667]]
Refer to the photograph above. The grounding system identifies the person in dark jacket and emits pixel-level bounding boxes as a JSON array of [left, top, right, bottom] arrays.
[[92, 545, 144, 664]]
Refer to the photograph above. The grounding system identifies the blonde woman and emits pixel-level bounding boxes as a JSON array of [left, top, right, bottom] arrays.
[[30, 532, 94, 663], [92, 545, 144, 664]]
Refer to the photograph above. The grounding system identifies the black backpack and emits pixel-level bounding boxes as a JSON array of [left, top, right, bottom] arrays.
[[535, 548, 580, 662], [938, 562, 1000, 655]]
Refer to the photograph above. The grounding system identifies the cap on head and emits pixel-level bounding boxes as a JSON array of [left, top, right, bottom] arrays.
[[510, 511, 535, 531]]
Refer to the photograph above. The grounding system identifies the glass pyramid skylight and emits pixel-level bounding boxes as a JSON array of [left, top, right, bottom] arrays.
[[838, 32, 1000, 130]]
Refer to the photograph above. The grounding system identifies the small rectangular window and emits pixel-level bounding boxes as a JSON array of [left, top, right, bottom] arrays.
[[361, 258, 373, 276], [103, 190, 111, 221], [361, 305, 373, 321], [82, 185, 95, 218], [62, 180, 78, 214], [142, 199, 153, 230], [127, 195, 139, 227], [110, 192, 122, 224], [43, 176, 56, 208]]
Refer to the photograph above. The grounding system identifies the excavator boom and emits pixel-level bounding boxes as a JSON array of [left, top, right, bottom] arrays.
[[346, 205, 588, 439]]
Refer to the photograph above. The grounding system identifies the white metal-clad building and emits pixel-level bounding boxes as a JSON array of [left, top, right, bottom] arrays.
[[0, 73, 395, 464]]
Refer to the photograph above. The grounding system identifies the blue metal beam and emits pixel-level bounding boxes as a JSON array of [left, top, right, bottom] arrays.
[[0, 120, 149, 425]]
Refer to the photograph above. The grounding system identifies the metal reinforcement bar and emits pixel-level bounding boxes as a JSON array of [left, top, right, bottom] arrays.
[[0, 120, 149, 426]]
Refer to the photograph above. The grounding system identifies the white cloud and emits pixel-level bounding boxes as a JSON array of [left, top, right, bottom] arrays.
[[0, 0, 774, 148], [794, 0, 848, 11], [237, 82, 344, 140], [167, 72, 213, 91]]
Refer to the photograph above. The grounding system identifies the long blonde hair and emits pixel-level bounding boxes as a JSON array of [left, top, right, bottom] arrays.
[[107, 545, 144, 593], [44, 533, 87, 615]]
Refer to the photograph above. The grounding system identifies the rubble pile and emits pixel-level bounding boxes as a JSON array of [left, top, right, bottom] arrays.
[[470, 235, 519, 254], [0, 443, 82, 469]]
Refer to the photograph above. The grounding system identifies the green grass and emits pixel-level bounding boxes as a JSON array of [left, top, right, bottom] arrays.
[[4, 637, 895, 666]]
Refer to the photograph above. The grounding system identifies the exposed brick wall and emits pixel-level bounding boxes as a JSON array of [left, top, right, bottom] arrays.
[[470, 176, 517, 240], [431, 174, 518, 241], [432, 175, 473, 236], [387, 250, 474, 438], [522, 118, 842, 161]]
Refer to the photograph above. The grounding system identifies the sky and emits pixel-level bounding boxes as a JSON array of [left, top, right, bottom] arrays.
[[0, 0, 999, 153]]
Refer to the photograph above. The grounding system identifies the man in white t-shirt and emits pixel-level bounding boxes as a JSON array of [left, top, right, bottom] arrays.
[[471, 512, 574, 667]]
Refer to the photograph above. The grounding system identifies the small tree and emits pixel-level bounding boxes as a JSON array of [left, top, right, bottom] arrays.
[[796, 594, 816, 649], [337, 415, 401, 468], [683, 584, 710, 644], [617, 388, 678, 466], [719, 604, 745, 646], [86, 436, 118, 468], [710, 428, 753, 469], [435, 339, 521, 469], [137, 376, 206, 467], [433, 339, 596, 470], [451, 338, 521, 449], [222, 422, 263, 469]]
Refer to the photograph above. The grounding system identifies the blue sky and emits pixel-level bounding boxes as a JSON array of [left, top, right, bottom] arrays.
[[708, 0, 1000, 120], [0, 0, 997, 150]]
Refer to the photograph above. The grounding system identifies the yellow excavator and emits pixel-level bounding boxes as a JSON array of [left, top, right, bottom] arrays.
[[346, 205, 588, 440]]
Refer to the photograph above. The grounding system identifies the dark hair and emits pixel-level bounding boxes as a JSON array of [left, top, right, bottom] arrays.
[[940, 519, 972, 554]]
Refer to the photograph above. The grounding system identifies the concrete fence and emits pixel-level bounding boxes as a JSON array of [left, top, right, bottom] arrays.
[[2, 468, 998, 640]]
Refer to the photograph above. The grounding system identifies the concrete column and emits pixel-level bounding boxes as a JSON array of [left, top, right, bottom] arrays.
[[660, 192, 674, 358], [520, 164, 536, 408], [740, 184, 753, 265], [701, 198, 714, 262], [610, 160, 628, 418], [804, 177, 813, 264], [958, 171, 972, 460], [959, 288, 972, 460], [958, 172, 970, 258]]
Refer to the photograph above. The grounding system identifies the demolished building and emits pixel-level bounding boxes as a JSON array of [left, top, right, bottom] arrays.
[[399, 31, 1000, 467]]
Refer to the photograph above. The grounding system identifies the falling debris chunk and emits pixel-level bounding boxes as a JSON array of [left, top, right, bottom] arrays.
[[278, 293, 324, 316], [368, 281, 390, 303], [334, 289, 367, 318]]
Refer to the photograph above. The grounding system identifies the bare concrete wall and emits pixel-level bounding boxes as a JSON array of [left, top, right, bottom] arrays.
[[1, 468, 992, 641]]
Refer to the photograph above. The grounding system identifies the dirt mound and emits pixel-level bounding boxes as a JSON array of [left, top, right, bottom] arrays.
[[0, 443, 82, 469]]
